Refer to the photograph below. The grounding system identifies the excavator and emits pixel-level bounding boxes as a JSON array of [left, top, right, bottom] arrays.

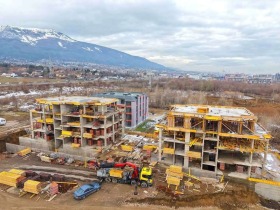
[[96, 162, 153, 188]]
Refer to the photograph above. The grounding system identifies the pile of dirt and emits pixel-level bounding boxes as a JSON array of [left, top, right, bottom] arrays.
[[127, 189, 259, 210], [259, 197, 280, 210]]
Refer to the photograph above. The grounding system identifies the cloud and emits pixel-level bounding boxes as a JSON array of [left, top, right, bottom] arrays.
[[0, 0, 280, 73]]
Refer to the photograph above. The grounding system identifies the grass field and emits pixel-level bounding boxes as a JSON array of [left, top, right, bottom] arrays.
[[135, 119, 155, 133]]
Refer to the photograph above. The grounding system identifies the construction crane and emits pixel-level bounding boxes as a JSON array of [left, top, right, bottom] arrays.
[[96, 162, 153, 188]]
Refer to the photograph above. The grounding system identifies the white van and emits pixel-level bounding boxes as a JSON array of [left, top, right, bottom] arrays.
[[0, 118, 6, 126]]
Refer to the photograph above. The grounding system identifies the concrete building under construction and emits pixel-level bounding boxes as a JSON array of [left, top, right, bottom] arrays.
[[157, 104, 272, 179], [20, 96, 124, 157]]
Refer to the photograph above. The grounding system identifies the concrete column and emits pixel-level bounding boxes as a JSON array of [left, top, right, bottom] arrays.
[[83, 105, 86, 115], [184, 132, 190, 168], [101, 106, 104, 115], [42, 105, 46, 140], [30, 110, 34, 138], [262, 141, 268, 177], [173, 141, 176, 165], [238, 122, 243, 134], [112, 114, 115, 142], [201, 133, 206, 170], [104, 117, 107, 147], [121, 110, 125, 137], [158, 128, 162, 161], [173, 131, 176, 164], [248, 139, 254, 177], [215, 135, 220, 173], [80, 113, 84, 147]]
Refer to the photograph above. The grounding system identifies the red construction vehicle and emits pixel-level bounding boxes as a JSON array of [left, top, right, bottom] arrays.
[[96, 162, 153, 188]]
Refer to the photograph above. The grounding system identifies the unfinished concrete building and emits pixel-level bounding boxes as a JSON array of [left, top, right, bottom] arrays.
[[157, 104, 271, 179], [21, 96, 124, 157]]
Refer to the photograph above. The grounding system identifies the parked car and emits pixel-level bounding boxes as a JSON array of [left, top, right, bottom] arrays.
[[0, 118, 6, 126], [73, 181, 101, 200]]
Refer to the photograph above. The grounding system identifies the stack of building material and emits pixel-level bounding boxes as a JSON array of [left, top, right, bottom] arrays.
[[236, 165, 244, 173], [71, 143, 81, 148], [23, 180, 42, 194], [186, 151, 201, 159], [163, 148, 175, 154], [219, 163, 225, 171], [83, 133, 93, 138], [46, 118, 54, 124], [9, 169, 26, 177], [39, 173, 51, 181], [40, 155, 52, 163], [87, 139, 93, 146], [165, 165, 183, 190], [18, 177, 29, 188], [67, 121, 80, 126], [61, 130, 73, 137], [143, 144, 157, 151], [30, 175, 40, 181], [121, 145, 133, 152], [17, 148, 31, 157], [49, 182, 59, 195], [0, 171, 24, 187], [25, 171, 37, 177], [52, 174, 65, 182]]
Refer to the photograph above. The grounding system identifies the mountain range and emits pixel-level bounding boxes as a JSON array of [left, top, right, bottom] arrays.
[[0, 26, 167, 70]]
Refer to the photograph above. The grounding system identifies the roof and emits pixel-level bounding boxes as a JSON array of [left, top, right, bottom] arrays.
[[95, 92, 147, 102], [170, 104, 254, 118], [36, 96, 118, 106], [80, 184, 92, 191]]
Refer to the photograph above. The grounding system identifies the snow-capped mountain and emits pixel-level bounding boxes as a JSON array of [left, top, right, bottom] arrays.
[[0, 26, 167, 70]]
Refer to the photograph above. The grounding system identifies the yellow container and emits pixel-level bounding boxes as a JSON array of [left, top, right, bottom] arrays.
[[71, 143, 81, 148], [0, 171, 22, 187], [204, 115, 222, 121], [197, 107, 209, 113], [83, 133, 93, 138], [143, 145, 157, 151], [170, 165, 182, 173], [46, 118, 54, 123], [18, 148, 31, 156], [67, 122, 80, 126], [8, 169, 26, 176], [62, 130, 73, 137], [187, 151, 201, 159], [24, 180, 41, 194], [109, 169, 123, 178], [37, 119, 43, 123], [167, 176, 180, 186], [121, 145, 133, 152], [165, 169, 183, 179], [163, 148, 175, 155]]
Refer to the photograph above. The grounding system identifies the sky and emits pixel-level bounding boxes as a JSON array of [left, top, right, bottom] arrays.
[[0, 0, 280, 73]]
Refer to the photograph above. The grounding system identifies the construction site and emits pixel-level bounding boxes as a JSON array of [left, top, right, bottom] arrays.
[[157, 104, 272, 179], [0, 96, 279, 210]]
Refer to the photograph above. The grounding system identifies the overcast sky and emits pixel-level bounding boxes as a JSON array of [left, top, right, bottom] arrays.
[[0, 0, 280, 73]]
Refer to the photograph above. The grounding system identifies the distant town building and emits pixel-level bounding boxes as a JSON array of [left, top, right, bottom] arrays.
[[95, 92, 149, 128], [248, 74, 273, 84], [225, 74, 248, 82]]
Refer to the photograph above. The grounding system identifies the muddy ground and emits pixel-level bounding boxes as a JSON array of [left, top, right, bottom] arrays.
[[0, 153, 278, 210]]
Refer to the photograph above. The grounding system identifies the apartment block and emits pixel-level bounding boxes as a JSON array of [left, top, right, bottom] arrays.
[[157, 104, 271, 179], [95, 92, 149, 128], [27, 96, 124, 156]]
